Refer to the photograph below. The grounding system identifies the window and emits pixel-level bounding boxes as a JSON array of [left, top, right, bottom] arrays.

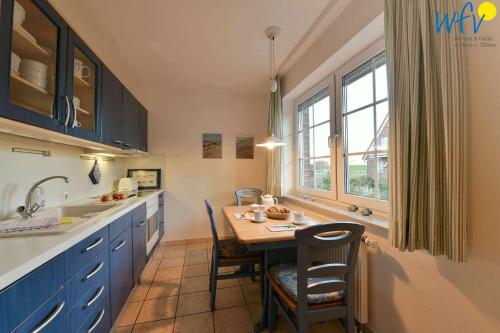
[[340, 51, 388, 202], [297, 87, 333, 194]]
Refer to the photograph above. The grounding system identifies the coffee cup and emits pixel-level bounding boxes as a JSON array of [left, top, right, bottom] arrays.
[[254, 209, 265, 222], [294, 211, 305, 222], [74, 59, 91, 79]]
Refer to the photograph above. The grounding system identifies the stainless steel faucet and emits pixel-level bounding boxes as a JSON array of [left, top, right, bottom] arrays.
[[17, 176, 70, 218]]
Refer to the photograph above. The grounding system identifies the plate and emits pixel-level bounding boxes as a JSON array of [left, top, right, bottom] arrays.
[[291, 220, 308, 226], [250, 217, 267, 223]]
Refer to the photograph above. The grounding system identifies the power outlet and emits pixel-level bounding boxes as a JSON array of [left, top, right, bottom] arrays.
[[62, 192, 69, 201]]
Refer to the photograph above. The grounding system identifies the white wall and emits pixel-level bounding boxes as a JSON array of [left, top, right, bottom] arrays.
[[0, 133, 123, 220], [281, 0, 500, 332]]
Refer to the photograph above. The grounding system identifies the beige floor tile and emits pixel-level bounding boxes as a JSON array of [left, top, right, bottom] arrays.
[[241, 283, 261, 304], [185, 254, 208, 265], [160, 256, 185, 268], [176, 291, 211, 316], [186, 248, 207, 256], [154, 267, 183, 281], [164, 247, 187, 258], [113, 325, 133, 333], [144, 259, 161, 272], [166, 240, 187, 245], [180, 276, 210, 294], [183, 263, 209, 278], [186, 242, 207, 250], [217, 266, 237, 273], [187, 238, 208, 244], [214, 306, 253, 333], [136, 296, 178, 324], [238, 276, 260, 286], [151, 250, 164, 260], [130, 283, 151, 302], [118, 301, 143, 327], [310, 320, 344, 333], [140, 269, 157, 284], [217, 278, 239, 288], [248, 303, 261, 324], [147, 279, 181, 299], [132, 318, 174, 333], [214, 286, 245, 309], [173, 312, 214, 333]]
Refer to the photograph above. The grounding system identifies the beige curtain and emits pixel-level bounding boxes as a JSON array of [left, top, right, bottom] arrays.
[[267, 76, 283, 196], [385, 0, 468, 261]]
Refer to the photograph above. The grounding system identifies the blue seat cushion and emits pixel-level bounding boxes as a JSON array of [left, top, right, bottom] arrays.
[[269, 264, 344, 304], [218, 238, 252, 258]]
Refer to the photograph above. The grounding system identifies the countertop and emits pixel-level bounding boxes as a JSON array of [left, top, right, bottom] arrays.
[[0, 189, 164, 291]]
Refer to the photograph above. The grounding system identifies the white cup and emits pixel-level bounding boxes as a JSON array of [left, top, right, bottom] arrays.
[[254, 209, 265, 222], [294, 211, 305, 222], [11, 52, 21, 74], [73, 96, 80, 109], [74, 59, 91, 79], [13, 1, 26, 27]]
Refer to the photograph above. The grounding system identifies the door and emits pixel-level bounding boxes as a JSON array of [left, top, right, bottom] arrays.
[[108, 227, 133, 324], [138, 104, 148, 152], [65, 29, 101, 141], [101, 66, 123, 148], [122, 87, 139, 150], [132, 215, 147, 284], [0, 0, 67, 132]]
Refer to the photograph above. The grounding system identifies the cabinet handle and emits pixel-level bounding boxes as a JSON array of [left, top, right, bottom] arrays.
[[87, 308, 106, 333], [30, 301, 65, 333], [85, 285, 105, 308], [81, 237, 103, 253], [113, 139, 122, 145], [83, 262, 104, 281], [112, 240, 127, 252], [64, 97, 71, 126], [123, 143, 131, 148], [70, 99, 81, 128], [136, 221, 146, 228]]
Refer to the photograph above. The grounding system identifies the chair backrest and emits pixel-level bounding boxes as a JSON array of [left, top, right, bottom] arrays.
[[294, 222, 365, 314], [204, 199, 220, 253], [235, 188, 263, 206]]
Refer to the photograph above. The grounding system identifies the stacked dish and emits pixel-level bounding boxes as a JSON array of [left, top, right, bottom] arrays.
[[13, 1, 26, 27], [19, 59, 48, 90], [11, 52, 21, 75]]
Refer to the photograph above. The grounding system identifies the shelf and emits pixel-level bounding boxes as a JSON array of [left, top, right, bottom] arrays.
[[74, 74, 91, 88], [75, 106, 91, 115], [12, 25, 52, 63], [10, 72, 54, 117], [11, 72, 50, 95]]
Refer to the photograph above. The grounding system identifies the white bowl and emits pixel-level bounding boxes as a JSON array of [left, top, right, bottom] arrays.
[[20, 60, 48, 73], [13, 1, 26, 27], [19, 68, 48, 80], [11, 52, 21, 74], [24, 77, 47, 90]]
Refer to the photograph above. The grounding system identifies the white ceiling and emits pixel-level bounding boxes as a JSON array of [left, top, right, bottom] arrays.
[[50, 0, 334, 95]]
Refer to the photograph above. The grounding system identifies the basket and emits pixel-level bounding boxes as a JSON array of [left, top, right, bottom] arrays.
[[265, 208, 291, 220]]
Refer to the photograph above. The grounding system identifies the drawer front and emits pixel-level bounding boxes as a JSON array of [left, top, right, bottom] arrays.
[[109, 211, 132, 242], [12, 287, 66, 333], [132, 203, 147, 222], [0, 255, 64, 332], [133, 214, 147, 283], [65, 227, 109, 280], [109, 227, 134, 323], [77, 293, 110, 333], [66, 279, 109, 332], [66, 250, 109, 310]]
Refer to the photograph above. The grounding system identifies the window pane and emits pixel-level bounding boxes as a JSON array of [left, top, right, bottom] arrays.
[[314, 158, 331, 190], [345, 72, 373, 112], [346, 155, 375, 198], [299, 106, 312, 131], [375, 64, 387, 100], [299, 127, 313, 160], [345, 107, 374, 153], [375, 101, 389, 150], [313, 96, 330, 125], [376, 153, 389, 201], [300, 159, 314, 188], [314, 123, 330, 157]]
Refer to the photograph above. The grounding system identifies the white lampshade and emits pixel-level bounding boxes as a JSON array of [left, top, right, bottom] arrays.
[[256, 134, 285, 149], [270, 78, 278, 92]]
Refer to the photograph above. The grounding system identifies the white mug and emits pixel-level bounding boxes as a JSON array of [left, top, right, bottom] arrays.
[[254, 209, 265, 222], [294, 211, 304, 222], [73, 96, 80, 109], [74, 59, 91, 79]]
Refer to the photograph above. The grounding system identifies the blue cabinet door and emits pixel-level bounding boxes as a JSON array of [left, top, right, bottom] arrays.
[[122, 87, 140, 150], [0, 0, 68, 132], [109, 227, 133, 324], [132, 213, 147, 284], [159, 193, 165, 240], [101, 65, 123, 148]]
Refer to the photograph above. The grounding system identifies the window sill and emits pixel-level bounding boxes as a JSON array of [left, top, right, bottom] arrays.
[[283, 194, 389, 231]]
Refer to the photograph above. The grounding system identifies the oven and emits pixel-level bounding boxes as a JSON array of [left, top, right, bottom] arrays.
[[145, 196, 159, 255]]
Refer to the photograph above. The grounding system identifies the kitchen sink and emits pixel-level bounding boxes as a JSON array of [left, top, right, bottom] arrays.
[[57, 203, 120, 218]]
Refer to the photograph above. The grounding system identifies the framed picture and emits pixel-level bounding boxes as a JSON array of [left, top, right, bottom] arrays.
[[127, 169, 161, 190], [236, 135, 254, 159], [202, 133, 222, 159]]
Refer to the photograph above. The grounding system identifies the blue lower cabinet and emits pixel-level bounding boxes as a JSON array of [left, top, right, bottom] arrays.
[[66, 279, 109, 332], [109, 211, 132, 242], [109, 227, 134, 324], [132, 214, 147, 284], [77, 296, 110, 333], [12, 287, 66, 333]]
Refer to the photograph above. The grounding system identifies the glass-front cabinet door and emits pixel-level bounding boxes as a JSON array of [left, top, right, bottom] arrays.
[[0, 0, 67, 132], [65, 30, 101, 141]]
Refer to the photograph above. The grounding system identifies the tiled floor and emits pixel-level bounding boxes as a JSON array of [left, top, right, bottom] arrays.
[[113, 238, 345, 333]]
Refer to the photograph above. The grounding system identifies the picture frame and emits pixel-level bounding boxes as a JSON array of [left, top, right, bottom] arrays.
[[127, 169, 161, 190]]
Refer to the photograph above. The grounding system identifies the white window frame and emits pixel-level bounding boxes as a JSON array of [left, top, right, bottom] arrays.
[[334, 39, 388, 212], [295, 75, 337, 200]]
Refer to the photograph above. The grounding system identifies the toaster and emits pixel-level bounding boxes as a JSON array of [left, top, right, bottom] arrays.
[[118, 178, 138, 193]]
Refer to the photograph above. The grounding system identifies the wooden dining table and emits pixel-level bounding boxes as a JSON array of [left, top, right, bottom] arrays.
[[222, 205, 325, 332]]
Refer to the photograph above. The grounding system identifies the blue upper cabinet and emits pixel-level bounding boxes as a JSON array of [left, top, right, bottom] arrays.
[[64, 29, 102, 142], [101, 65, 123, 148], [0, 0, 68, 132], [122, 87, 140, 150]]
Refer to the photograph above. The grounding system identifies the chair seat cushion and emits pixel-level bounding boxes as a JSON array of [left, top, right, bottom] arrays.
[[269, 264, 344, 304], [219, 238, 252, 258]]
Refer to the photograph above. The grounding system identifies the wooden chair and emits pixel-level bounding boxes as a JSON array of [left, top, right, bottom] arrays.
[[267, 222, 365, 333], [235, 188, 262, 206], [204, 199, 264, 310]]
